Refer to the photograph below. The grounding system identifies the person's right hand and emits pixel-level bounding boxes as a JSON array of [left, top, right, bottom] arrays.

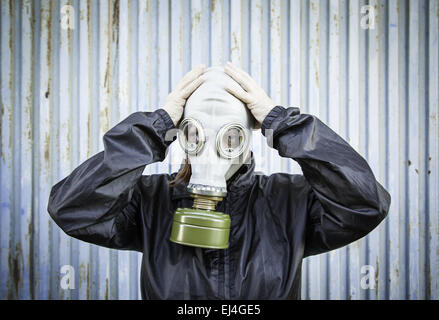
[[162, 64, 206, 126]]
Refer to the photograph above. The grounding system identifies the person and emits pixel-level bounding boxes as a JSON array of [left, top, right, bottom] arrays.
[[47, 62, 391, 299]]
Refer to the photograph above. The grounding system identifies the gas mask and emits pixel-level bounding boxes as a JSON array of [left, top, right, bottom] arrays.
[[170, 66, 255, 249]]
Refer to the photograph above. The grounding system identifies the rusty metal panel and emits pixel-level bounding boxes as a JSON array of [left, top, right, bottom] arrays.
[[0, 0, 437, 300]]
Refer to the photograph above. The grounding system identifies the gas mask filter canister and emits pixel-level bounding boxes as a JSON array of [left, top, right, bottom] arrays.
[[169, 66, 254, 249]]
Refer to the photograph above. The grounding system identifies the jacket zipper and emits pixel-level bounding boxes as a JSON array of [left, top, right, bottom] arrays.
[[216, 197, 229, 300], [224, 197, 230, 300]]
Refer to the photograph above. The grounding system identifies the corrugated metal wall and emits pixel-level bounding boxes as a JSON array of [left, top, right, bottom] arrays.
[[0, 0, 437, 300]]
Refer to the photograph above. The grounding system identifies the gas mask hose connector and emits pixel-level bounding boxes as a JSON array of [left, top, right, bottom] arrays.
[[191, 194, 223, 211]]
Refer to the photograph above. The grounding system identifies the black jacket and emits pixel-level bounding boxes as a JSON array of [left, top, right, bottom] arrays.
[[47, 106, 391, 299]]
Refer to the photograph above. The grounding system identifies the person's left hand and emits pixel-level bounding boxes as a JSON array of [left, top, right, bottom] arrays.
[[224, 61, 276, 127]]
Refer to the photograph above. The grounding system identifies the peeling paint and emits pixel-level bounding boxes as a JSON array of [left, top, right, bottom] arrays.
[[112, 0, 120, 43], [8, 0, 15, 156], [105, 277, 109, 300], [375, 259, 380, 292], [193, 11, 201, 25], [44, 132, 50, 166], [100, 108, 109, 134], [8, 243, 24, 299], [79, 262, 87, 293], [231, 32, 239, 53]]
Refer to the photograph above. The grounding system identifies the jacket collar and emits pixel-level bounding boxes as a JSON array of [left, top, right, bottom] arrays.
[[171, 152, 256, 200]]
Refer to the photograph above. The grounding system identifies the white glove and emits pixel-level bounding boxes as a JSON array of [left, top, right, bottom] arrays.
[[162, 64, 206, 126], [224, 61, 276, 127]]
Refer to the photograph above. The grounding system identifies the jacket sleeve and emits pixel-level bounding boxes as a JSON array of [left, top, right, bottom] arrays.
[[261, 106, 391, 257], [47, 108, 176, 252]]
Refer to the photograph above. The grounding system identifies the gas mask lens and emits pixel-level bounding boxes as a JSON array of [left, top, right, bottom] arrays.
[[216, 123, 248, 159], [178, 118, 205, 155]]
